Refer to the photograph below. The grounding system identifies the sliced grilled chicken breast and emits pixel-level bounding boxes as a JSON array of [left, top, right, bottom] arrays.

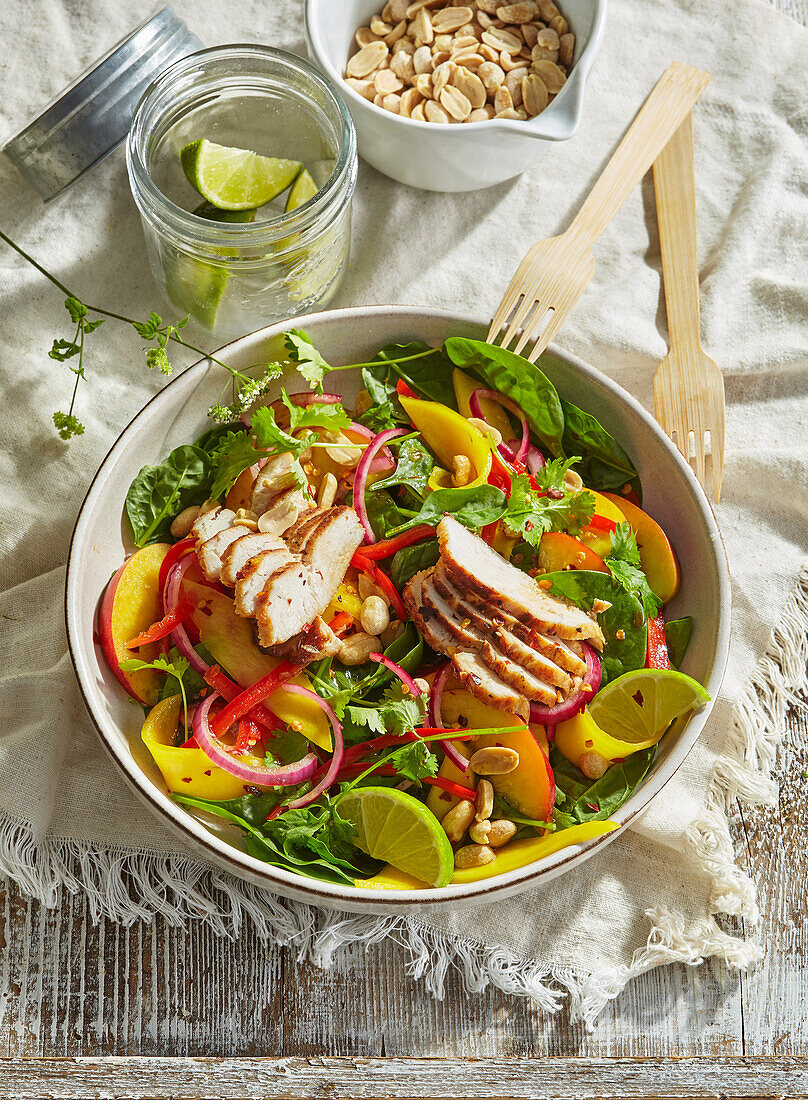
[[191, 505, 235, 545], [451, 651, 530, 720], [220, 532, 286, 588], [234, 546, 297, 618], [268, 617, 341, 662], [198, 524, 252, 582], [257, 488, 311, 538], [254, 507, 363, 647], [250, 453, 299, 513], [437, 516, 605, 648]]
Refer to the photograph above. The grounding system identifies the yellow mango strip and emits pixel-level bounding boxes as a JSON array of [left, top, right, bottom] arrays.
[[399, 394, 492, 487], [451, 821, 620, 884], [354, 866, 430, 890], [452, 367, 514, 442], [141, 695, 247, 800], [554, 708, 661, 767], [579, 490, 626, 557], [326, 581, 363, 621]]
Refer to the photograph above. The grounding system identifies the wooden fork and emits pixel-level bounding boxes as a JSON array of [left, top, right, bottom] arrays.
[[652, 112, 725, 501], [487, 62, 710, 362]]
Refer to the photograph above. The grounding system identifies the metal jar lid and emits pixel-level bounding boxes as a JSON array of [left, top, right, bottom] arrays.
[[2, 7, 203, 202]]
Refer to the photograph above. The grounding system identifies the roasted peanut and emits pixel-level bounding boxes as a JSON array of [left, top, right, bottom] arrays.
[[469, 746, 520, 775], [579, 750, 611, 780], [454, 844, 496, 868], [468, 819, 492, 844], [170, 505, 200, 539], [442, 799, 476, 842], [451, 453, 473, 486], [360, 594, 390, 636], [487, 819, 518, 847], [338, 632, 379, 665], [475, 779, 494, 821], [317, 472, 338, 509]]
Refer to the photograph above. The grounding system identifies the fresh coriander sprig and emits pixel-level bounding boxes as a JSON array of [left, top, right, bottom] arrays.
[[0, 229, 278, 441], [119, 654, 192, 733]]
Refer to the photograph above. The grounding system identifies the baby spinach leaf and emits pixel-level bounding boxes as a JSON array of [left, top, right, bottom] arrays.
[[390, 539, 440, 589], [543, 570, 647, 684], [388, 484, 507, 535], [444, 337, 565, 456], [365, 488, 410, 540], [125, 443, 213, 547], [551, 745, 657, 828], [561, 399, 642, 500], [379, 340, 458, 407], [370, 437, 435, 497], [665, 617, 693, 667]]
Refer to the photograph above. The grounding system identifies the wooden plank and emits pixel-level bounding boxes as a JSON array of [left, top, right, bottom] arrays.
[[1, 1055, 806, 1099], [736, 702, 808, 1055]]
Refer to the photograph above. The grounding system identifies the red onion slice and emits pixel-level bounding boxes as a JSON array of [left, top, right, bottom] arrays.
[[283, 686, 345, 809], [193, 693, 319, 786], [428, 660, 471, 773], [369, 652, 420, 697], [163, 554, 210, 677], [469, 388, 529, 465], [353, 427, 410, 543], [526, 445, 545, 474], [529, 643, 602, 726]]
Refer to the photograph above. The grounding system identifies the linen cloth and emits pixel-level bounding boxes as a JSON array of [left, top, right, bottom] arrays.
[[0, 0, 806, 1022]]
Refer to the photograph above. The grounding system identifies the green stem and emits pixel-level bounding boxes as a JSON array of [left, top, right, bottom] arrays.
[[66, 321, 85, 419], [326, 349, 437, 373]]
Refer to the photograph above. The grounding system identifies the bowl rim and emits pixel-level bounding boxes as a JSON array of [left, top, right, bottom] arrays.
[[303, 0, 608, 142], [65, 303, 731, 911]]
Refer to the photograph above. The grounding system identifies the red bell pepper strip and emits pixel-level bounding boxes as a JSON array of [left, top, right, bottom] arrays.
[[360, 525, 436, 560], [125, 596, 194, 650], [157, 537, 196, 597], [328, 611, 354, 638], [234, 715, 264, 755], [209, 658, 300, 737], [588, 514, 617, 533], [395, 378, 418, 399], [351, 552, 408, 622], [646, 611, 671, 669], [203, 665, 285, 735], [422, 775, 477, 801]]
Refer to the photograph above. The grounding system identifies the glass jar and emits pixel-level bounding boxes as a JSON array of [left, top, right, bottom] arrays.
[[126, 45, 357, 339]]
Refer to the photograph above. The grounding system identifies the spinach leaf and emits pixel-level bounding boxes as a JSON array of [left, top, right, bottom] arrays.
[[665, 617, 692, 667], [370, 437, 435, 497], [365, 488, 410, 540], [388, 484, 507, 535], [358, 360, 401, 433], [551, 745, 657, 828], [194, 421, 243, 454], [444, 337, 565, 457], [307, 623, 424, 712], [561, 399, 642, 500], [125, 443, 213, 547], [543, 570, 647, 684], [378, 341, 458, 407], [390, 539, 440, 589]]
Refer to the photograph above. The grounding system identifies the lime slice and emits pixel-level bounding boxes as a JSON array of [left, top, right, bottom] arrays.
[[588, 669, 710, 744], [339, 787, 454, 889], [180, 139, 301, 210], [194, 200, 257, 223], [164, 252, 228, 331], [285, 168, 319, 212]]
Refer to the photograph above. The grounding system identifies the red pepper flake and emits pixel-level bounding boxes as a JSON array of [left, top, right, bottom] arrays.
[[525, 521, 534, 532], [244, 784, 262, 796], [440, 792, 452, 802], [181, 777, 192, 783], [585, 739, 593, 748], [633, 689, 645, 707], [585, 802, 599, 811], [204, 770, 212, 776], [612, 757, 625, 764]]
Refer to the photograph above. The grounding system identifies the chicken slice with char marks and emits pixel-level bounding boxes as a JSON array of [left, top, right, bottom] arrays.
[[403, 572, 529, 719], [254, 507, 364, 647], [418, 576, 558, 707], [220, 532, 286, 587], [234, 546, 297, 618], [438, 516, 605, 648], [191, 505, 235, 545], [267, 617, 342, 662], [198, 524, 253, 582]]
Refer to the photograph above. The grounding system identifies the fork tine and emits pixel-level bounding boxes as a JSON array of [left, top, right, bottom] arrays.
[[500, 292, 545, 351], [487, 244, 541, 343], [512, 298, 553, 357]]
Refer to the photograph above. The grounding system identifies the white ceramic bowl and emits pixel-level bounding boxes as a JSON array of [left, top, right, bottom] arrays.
[[65, 305, 730, 915], [304, 0, 607, 192]]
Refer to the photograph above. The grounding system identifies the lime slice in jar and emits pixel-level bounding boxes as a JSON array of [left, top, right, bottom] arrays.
[[180, 139, 301, 210], [164, 251, 229, 331], [193, 200, 257, 223], [285, 168, 319, 212], [339, 786, 454, 889]]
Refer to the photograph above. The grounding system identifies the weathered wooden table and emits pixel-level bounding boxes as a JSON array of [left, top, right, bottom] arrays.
[[2, 699, 804, 1096]]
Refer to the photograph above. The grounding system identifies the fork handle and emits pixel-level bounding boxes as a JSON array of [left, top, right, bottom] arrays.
[[653, 112, 702, 353], [567, 62, 710, 248]]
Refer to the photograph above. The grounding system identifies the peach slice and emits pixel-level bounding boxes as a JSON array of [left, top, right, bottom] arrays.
[[601, 493, 681, 602], [98, 543, 171, 705], [538, 531, 608, 574], [224, 466, 256, 511], [578, 491, 625, 557], [452, 367, 514, 442]]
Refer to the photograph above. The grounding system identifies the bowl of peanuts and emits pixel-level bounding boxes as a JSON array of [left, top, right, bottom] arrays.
[[304, 0, 606, 191]]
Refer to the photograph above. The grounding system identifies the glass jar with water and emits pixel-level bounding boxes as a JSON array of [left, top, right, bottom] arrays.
[[127, 45, 357, 339]]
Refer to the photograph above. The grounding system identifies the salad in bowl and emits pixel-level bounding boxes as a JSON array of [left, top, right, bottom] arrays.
[[96, 329, 710, 892]]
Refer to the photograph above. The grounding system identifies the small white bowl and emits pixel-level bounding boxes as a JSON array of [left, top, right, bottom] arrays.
[[65, 305, 729, 915], [304, 0, 607, 192]]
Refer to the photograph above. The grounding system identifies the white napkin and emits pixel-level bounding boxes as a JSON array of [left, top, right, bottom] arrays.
[[1, 0, 806, 1025]]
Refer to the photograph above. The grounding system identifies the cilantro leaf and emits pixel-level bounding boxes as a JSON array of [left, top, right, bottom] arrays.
[[346, 683, 427, 741], [503, 467, 596, 547], [284, 329, 330, 390], [119, 653, 191, 732], [604, 522, 661, 619], [53, 410, 84, 439], [384, 739, 439, 784], [208, 430, 262, 500]]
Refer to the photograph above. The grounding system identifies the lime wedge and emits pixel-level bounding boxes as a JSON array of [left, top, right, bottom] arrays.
[[285, 168, 319, 212], [180, 139, 301, 210], [194, 200, 257, 223], [588, 668, 710, 744], [339, 787, 454, 889], [164, 252, 228, 331]]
